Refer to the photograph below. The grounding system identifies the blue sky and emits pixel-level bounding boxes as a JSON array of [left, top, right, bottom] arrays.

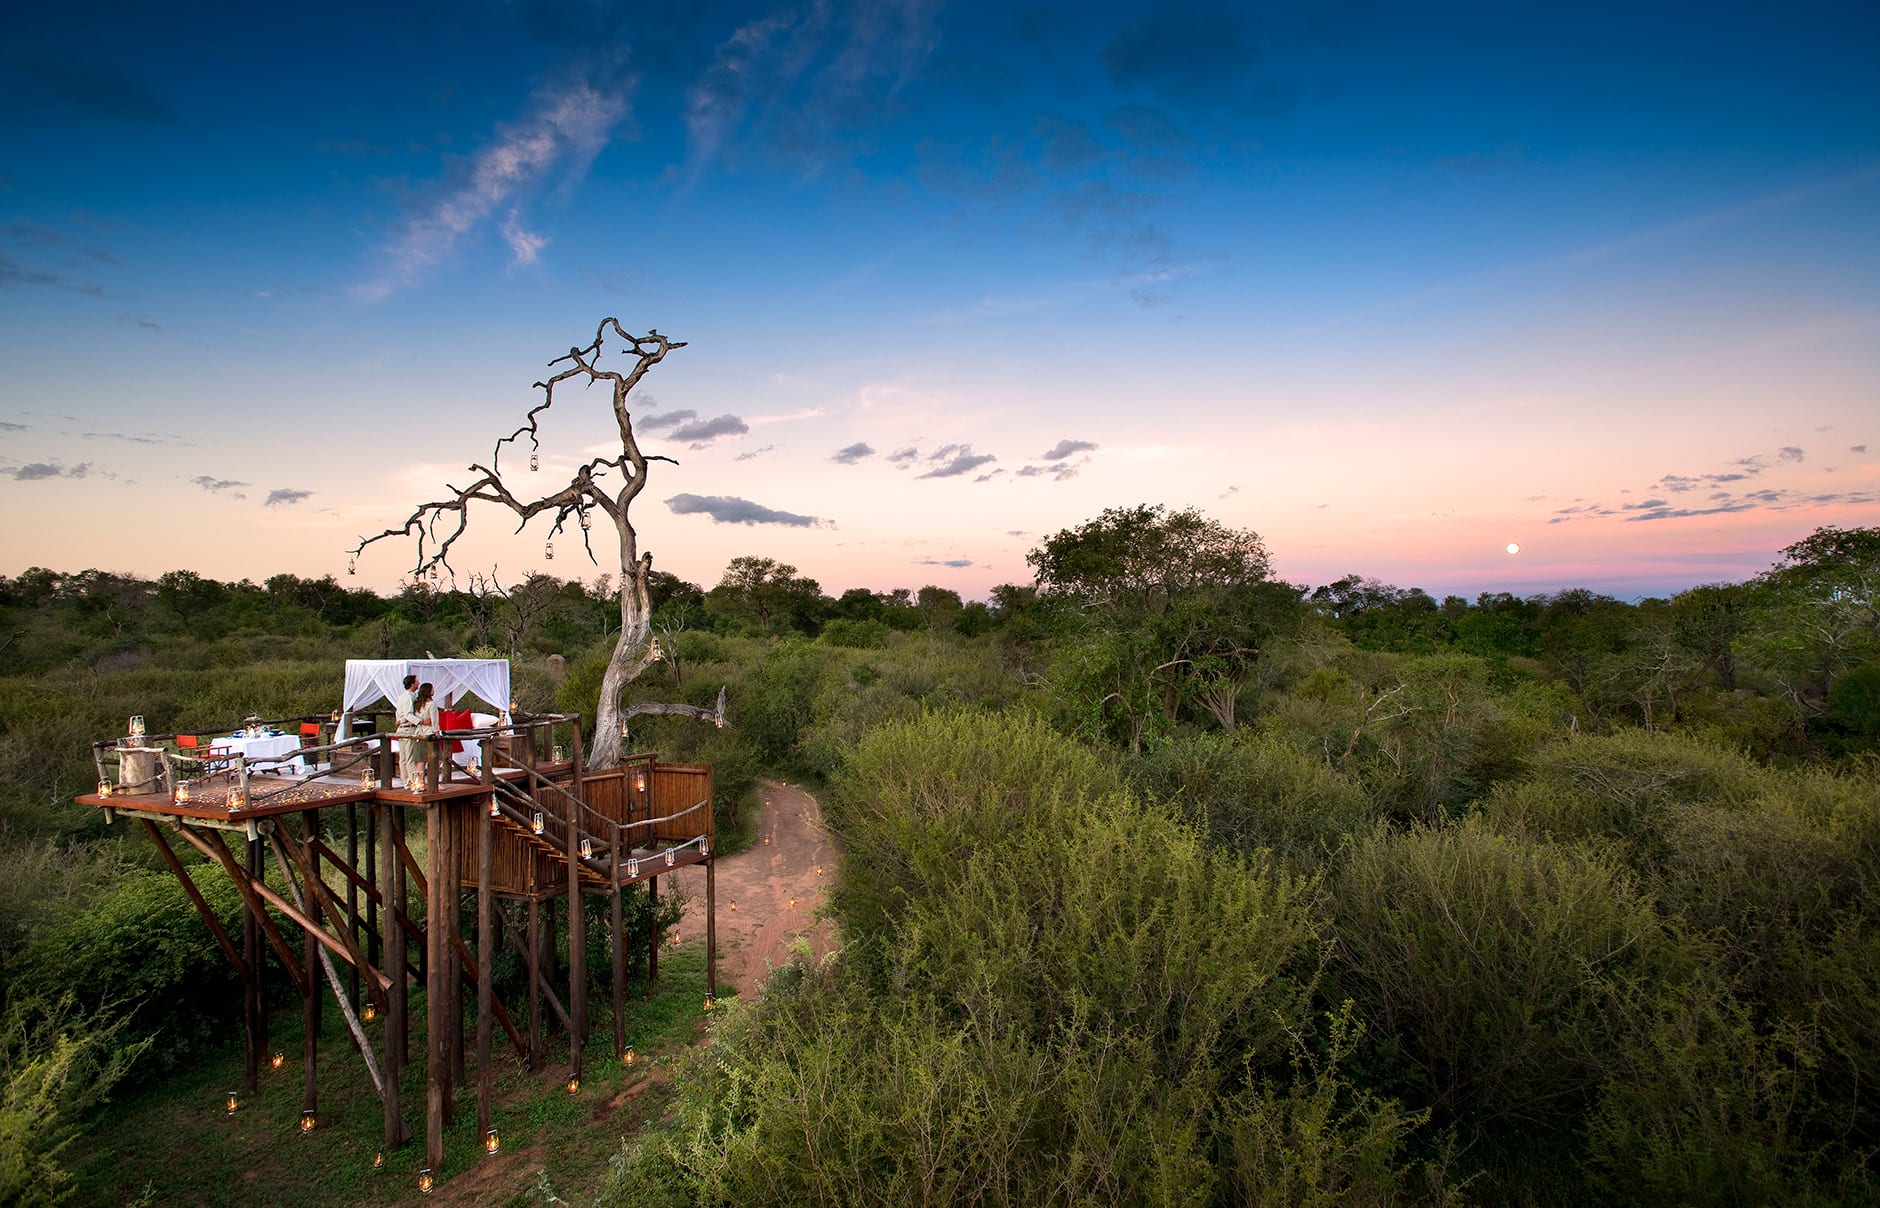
[[2, 0, 1876, 600]]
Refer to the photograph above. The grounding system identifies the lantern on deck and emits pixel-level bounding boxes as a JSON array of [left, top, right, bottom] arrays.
[[664, 849, 675, 867], [129, 715, 145, 738], [98, 779, 112, 798], [626, 858, 639, 880], [579, 838, 593, 860], [175, 781, 191, 804]]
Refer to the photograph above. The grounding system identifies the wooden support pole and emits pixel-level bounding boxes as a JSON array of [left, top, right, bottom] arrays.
[[364, 796, 379, 994], [446, 807, 462, 1122], [243, 834, 264, 1096], [526, 897, 542, 1071], [379, 801, 407, 1151], [567, 794, 586, 1084], [140, 820, 245, 978], [187, 827, 308, 997], [706, 854, 718, 1002], [425, 802, 447, 1174], [610, 886, 625, 1060], [303, 815, 321, 1120], [498, 902, 575, 1037], [346, 802, 361, 1018], [646, 875, 659, 986], [477, 783, 494, 1142]]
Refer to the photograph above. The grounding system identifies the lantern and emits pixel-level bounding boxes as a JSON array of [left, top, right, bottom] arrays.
[[532, 812, 544, 836], [484, 1127, 501, 1155], [633, 771, 647, 793], [529, 451, 538, 471], [626, 858, 639, 879], [664, 849, 675, 867], [623, 1045, 635, 1066], [270, 1051, 284, 1070], [544, 539, 554, 561], [175, 781, 191, 804], [703, 994, 714, 1012], [729, 900, 737, 912], [579, 507, 591, 531], [225, 1090, 239, 1115], [362, 1002, 377, 1023], [98, 779, 112, 798], [580, 838, 593, 860], [417, 1168, 434, 1193], [347, 555, 357, 576], [619, 718, 629, 739], [566, 1076, 580, 1094], [701, 838, 710, 858], [300, 1110, 316, 1133], [359, 765, 374, 789], [489, 799, 500, 819], [372, 1150, 384, 1172], [129, 715, 145, 738]]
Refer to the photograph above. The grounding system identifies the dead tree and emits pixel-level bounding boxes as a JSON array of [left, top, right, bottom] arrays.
[[351, 320, 725, 769]]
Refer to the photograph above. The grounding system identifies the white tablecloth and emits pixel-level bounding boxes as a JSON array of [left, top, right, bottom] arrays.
[[219, 733, 301, 763]]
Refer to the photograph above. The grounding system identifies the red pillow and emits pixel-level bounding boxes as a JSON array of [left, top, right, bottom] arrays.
[[440, 709, 472, 753]]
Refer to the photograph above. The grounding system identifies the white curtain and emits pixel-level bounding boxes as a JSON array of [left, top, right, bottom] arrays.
[[337, 659, 511, 739]]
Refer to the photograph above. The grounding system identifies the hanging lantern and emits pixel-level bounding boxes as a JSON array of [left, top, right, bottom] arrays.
[[529, 451, 539, 471], [428, 564, 440, 585], [270, 1051, 284, 1070], [649, 636, 662, 661], [362, 1002, 378, 1023], [417, 1168, 435, 1194], [626, 858, 639, 879], [489, 799, 500, 819], [579, 507, 591, 531], [619, 718, 629, 739], [347, 555, 357, 576], [225, 1090, 239, 1116], [544, 540, 554, 561], [580, 837, 593, 860], [484, 1128, 501, 1155], [633, 771, 647, 793], [300, 1110, 316, 1133], [531, 811, 545, 835], [700, 838, 710, 858]]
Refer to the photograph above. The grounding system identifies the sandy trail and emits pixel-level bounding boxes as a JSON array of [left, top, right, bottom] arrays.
[[667, 778, 839, 999]]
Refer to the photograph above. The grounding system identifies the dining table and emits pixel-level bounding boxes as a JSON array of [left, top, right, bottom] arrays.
[[218, 732, 302, 765]]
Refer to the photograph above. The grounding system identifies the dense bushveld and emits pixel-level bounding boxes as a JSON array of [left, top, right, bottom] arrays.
[[1, 516, 1876, 1204]]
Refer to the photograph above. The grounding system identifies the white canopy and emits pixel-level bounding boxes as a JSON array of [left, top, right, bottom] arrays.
[[337, 658, 510, 738]]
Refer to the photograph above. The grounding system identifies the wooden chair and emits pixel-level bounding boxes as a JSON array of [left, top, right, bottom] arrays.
[[298, 722, 322, 772], [176, 734, 232, 776]]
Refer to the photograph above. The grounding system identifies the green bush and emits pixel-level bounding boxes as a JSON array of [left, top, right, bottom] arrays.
[[1126, 730, 1372, 863], [819, 618, 890, 649], [1330, 817, 1670, 1130], [0, 995, 150, 1207]]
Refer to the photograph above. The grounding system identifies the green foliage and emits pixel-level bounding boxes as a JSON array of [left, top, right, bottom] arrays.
[[7, 864, 249, 1079], [1330, 817, 1670, 1130], [818, 617, 890, 649], [0, 995, 150, 1207], [1125, 730, 1372, 864]]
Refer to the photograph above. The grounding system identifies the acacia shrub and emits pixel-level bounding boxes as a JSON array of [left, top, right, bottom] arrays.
[[1329, 817, 1670, 1132], [1125, 730, 1371, 865]]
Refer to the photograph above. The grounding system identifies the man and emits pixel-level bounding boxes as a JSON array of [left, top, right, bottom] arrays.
[[391, 674, 418, 726]]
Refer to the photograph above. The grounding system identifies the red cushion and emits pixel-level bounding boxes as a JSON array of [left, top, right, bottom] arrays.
[[440, 709, 472, 753]]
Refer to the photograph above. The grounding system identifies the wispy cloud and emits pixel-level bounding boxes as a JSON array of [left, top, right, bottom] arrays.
[[665, 493, 824, 527], [264, 488, 313, 507], [11, 460, 90, 481], [191, 475, 250, 500], [918, 444, 997, 479], [357, 69, 632, 300], [831, 442, 875, 464], [917, 558, 975, 568], [736, 443, 781, 462], [1041, 438, 1097, 461]]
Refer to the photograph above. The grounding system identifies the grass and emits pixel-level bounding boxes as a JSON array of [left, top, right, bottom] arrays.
[[70, 942, 724, 1207]]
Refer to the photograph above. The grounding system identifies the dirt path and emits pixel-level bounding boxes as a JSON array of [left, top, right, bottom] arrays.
[[667, 778, 839, 1000]]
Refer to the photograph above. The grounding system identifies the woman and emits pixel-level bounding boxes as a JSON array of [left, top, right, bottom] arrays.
[[398, 681, 440, 789]]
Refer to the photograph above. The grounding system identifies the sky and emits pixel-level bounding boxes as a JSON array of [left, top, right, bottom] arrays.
[[2, 0, 1877, 603]]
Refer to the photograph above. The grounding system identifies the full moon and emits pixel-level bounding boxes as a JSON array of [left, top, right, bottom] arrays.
[[1506, 543, 1521, 555]]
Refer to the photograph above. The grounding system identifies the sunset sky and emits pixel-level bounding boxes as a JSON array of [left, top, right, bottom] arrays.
[[3, 1, 1876, 603]]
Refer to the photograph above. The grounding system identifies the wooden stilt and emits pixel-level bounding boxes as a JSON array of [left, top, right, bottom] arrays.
[[527, 897, 541, 1072], [477, 786, 494, 1141], [303, 816, 321, 1120], [346, 803, 361, 1020], [379, 802, 407, 1150], [646, 875, 659, 986], [610, 886, 625, 1059], [243, 834, 264, 1096], [448, 802, 465, 1106], [706, 854, 718, 1002], [425, 802, 446, 1173], [393, 805, 410, 1068]]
